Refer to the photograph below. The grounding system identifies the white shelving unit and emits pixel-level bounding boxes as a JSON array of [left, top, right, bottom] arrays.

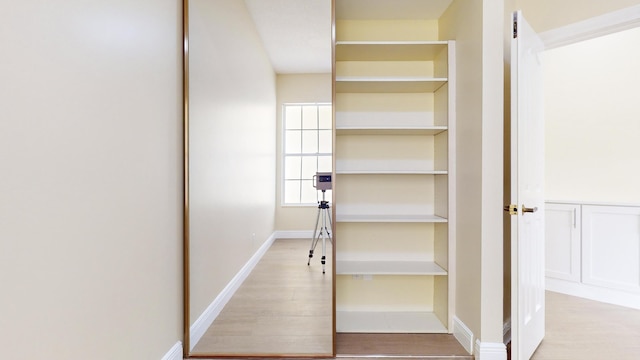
[[333, 15, 455, 334]]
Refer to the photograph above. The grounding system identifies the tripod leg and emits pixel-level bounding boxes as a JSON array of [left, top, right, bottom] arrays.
[[320, 208, 329, 274], [325, 207, 333, 244], [308, 207, 321, 265]]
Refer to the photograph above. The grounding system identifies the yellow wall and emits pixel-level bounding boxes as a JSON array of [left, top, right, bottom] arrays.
[[188, 0, 276, 328], [543, 26, 640, 204], [440, 0, 484, 342], [336, 19, 439, 41], [275, 74, 332, 231], [0, 0, 182, 358], [441, 0, 506, 344]]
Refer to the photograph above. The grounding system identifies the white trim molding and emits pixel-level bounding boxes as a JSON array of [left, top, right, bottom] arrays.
[[189, 233, 277, 350], [474, 340, 507, 360], [452, 316, 474, 354], [161, 341, 183, 360], [540, 4, 640, 50]]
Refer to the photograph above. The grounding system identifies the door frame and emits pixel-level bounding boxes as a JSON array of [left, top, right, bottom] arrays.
[[539, 4, 640, 51]]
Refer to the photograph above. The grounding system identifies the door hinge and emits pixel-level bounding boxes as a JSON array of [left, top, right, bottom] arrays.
[[504, 204, 518, 215], [513, 13, 518, 38]]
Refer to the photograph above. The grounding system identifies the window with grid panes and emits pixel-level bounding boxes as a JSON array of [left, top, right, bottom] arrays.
[[283, 103, 332, 205]]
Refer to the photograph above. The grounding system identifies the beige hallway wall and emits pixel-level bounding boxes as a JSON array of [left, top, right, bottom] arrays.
[[0, 0, 183, 358], [188, 0, 277, 329]]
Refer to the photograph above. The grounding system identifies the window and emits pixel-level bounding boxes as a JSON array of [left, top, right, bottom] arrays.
[[283, 103, 332, 205]]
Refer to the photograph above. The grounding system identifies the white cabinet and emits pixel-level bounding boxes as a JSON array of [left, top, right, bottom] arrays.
[[333, 14, 455, 333], [545, 203, 581, 282], [545, 202, 640, 309]]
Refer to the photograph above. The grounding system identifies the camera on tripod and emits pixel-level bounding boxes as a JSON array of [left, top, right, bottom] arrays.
[[313, 172, 332, 191], [308, 172, 332, 274]]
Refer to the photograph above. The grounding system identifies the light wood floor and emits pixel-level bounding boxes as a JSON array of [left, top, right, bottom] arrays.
[[190, 242, 640, 359], [337, 333, 473, 359], [190, 238, 472, 359], [191, 238, 333, 356], [531, 291, 640, 360]]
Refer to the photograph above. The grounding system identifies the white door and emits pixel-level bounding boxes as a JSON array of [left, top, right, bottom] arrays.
[[510, 10, 546, 360]]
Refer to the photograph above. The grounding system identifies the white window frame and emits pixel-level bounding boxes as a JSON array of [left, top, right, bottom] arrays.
[[282, 102, 332, 206]]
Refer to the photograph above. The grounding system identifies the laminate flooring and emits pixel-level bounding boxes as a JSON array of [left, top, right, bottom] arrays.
[[336, 333, 473, 359], [530, 291, 640, 360], [190, 238, 473, 359], [191, 238, 333, 356]]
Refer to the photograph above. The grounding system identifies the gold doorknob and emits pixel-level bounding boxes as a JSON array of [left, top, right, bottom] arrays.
[[522, 205, 538, 213]]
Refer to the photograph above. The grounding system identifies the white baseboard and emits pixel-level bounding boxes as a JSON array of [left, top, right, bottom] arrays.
[[547, 277, 640, 310], [274, 230, 315, 239], [189, 233, 277, 351], [503, 318, 511, 345], [474, 340, 507, 360], [452, 316, 474, 354], [161, 341, 183, 360]]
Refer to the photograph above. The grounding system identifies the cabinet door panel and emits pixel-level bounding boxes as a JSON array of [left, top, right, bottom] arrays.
[[545, 203, 581, 282], [582, 205, 640, 293]]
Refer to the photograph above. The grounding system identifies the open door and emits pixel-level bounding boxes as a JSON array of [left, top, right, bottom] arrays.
[[509, 10, 545, 360]]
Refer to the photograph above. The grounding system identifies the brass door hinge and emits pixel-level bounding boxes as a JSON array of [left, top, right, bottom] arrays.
[[503, 204, 518, 215]]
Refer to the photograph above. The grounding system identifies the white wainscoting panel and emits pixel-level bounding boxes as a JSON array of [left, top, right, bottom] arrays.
[[582, 205, 640, 293]]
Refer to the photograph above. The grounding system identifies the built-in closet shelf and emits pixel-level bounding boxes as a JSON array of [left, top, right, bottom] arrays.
[[336, 127, 447, 135], [336, 160, 447, 174], [336, 214, 448, 223], [336, 260, 447, 275], [336, 310, 448, 333], [335, 112, 446, 132], [335, 77, 447, 93], [335, 41, 448, 61], [337, 170, 447, 175]]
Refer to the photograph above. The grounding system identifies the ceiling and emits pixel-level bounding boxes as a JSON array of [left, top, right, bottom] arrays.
[[244, 0, 453, 74], [244, 0, 332, 74]]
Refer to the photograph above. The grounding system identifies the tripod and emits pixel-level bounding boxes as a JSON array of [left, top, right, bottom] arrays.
[[308, 190, 333, 274]]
